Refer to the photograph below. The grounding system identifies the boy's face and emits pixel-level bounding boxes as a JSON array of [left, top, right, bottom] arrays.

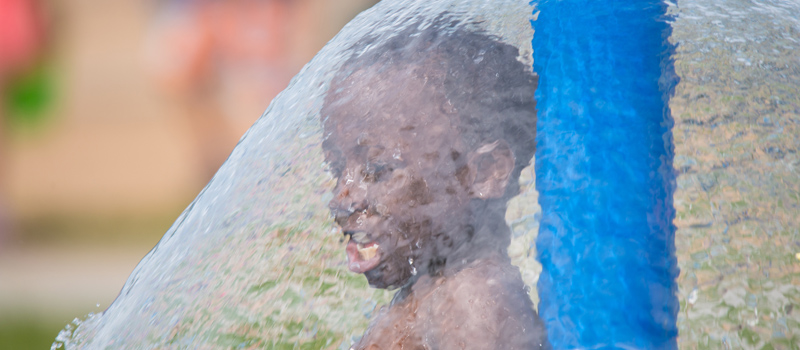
[[323, 75, 475, 289]]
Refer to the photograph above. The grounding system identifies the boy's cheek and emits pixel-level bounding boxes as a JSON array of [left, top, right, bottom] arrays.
[[384, 168, 410, 194]]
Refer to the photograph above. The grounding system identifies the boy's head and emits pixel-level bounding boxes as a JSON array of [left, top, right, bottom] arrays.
[[321, 25, 537, 289]]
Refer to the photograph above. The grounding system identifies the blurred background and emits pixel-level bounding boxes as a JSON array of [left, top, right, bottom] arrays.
[[0, 0, 378, 348]]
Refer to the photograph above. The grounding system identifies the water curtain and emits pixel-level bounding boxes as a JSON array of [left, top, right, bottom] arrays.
[[55, 1, 542, 349]]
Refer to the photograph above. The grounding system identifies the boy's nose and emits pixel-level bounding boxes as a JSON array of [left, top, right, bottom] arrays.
[[329, 183, 369, 224]]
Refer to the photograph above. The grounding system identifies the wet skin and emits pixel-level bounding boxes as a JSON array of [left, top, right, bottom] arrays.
[[352, 254, 548, 350], [323, 69, 550, 349], [325, 73, 473, 289]]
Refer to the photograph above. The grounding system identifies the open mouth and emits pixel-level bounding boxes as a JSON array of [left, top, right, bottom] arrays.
[[344, 231, 381, 273]]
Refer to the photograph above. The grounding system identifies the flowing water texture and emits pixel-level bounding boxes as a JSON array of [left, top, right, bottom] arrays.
[[54, 1, 542, 349], [532, 0, 679, 348], [668, 0, 800, 347], [51, 0, 800, 348]]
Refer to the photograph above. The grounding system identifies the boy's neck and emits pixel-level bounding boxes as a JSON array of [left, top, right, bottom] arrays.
[[392, 250, 510, 305], [393, 200, 513, 303]]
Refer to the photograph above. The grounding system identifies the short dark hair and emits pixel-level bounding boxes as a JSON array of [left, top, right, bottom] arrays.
[[323, 22, 538, 199]]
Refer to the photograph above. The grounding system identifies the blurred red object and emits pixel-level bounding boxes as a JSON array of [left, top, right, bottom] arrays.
[[149, 0, 292, 94], [0, 0, 47, 77], [146, 0, 298, 179]]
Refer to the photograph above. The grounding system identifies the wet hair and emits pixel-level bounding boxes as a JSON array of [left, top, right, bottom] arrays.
[[323, 21, 538, 199]]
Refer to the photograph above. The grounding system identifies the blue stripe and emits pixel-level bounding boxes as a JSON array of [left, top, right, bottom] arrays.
[[531, 0, 680, 348]]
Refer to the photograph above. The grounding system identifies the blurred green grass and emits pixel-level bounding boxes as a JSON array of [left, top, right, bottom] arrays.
[[13, 209, 183, 246], [1, 207, 186, 349], [0, 314, 69, 350]]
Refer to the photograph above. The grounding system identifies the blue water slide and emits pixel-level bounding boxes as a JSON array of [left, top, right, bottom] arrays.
[[531, 0, 680, 348]]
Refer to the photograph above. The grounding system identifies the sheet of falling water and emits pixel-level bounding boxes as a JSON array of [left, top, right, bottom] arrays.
[[53, 1, 541, 349], [669, 0, 800, 347]]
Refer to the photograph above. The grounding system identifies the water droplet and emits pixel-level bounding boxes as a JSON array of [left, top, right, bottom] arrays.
[[411, 267, 417, 276], [408, 258, 414, 265], [688, 288, 698, 304]]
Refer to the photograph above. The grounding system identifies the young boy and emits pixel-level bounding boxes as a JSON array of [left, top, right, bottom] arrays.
[[321, 24, 550, 350]]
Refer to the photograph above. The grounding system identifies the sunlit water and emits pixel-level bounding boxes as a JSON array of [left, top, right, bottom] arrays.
[[52, 0, 799, 349]]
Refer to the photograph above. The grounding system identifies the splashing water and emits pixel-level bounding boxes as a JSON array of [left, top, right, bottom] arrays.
[[52, 0, 800, 348], [55, 1, 541, 349]]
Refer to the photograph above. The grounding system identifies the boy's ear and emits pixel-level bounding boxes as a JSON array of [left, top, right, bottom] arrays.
[[466, 140, 515, 199]]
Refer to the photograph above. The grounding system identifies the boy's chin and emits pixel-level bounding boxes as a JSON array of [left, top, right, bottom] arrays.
[[364, 266, 412, 290]]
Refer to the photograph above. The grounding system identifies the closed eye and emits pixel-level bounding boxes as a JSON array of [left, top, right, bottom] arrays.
[[324, 147, 345, 178], [328, 161, 344, 178], [362, 163, 392, 183]]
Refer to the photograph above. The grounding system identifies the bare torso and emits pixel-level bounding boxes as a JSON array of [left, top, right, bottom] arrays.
[[353, 253, 550, 350]]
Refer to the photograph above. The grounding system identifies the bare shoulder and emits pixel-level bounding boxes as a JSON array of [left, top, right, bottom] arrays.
[[417, 256, 550, 350]]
